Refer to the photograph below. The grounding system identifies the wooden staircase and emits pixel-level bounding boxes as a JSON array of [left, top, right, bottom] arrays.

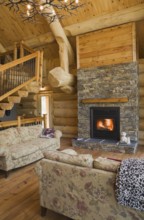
[[0, 42, 43, 118]]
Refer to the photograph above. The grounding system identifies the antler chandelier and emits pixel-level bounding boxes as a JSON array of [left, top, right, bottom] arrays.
[[0, 0, 82, 22]]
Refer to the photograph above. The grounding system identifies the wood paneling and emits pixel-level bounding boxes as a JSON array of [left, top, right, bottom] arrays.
[[0, 6, 49, 48], [137, 20, 144, 58], [77, 23, 136, 69]]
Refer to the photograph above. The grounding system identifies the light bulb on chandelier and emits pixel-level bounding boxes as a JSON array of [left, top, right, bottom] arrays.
[[0, 0, 83, 23]]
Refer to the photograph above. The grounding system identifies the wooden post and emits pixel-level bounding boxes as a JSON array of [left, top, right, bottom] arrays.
[[14, 42, 17, 60], [40, 50, 44, 87], [35, 51, 40, 82], [17, 116, 21, 127], [43, 114, 47, 128], [20, 41, 24, 58]]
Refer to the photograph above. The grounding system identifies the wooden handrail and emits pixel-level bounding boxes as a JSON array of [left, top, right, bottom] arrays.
[[0, 77, 36, 101], [0, 115, 47, 128], [0, 51, 40, 72]]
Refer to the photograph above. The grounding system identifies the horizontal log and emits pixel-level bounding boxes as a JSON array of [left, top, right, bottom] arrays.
[[64, 4, 144, 36], [139, 108, 144, 118], [138, 131, 144, 140], [139, 98, 144, 106], [53, 117, 77, 126], [53, 93, 77, 101], [61, 85, 76, 94], [17, 109, 37, 116], [54, 100, 77, 109], [22, 94, 37, 102], [20, 101, 37, 108], [54, 126, 77, 135], [138, 64, 144, 73], [139, 121, 144, 130], [139, 74, 144, 86], [53, 109, 77, 118], [138, 88, 144, 97], [61, 133, 77, 138], [81, 97, 128, 104]]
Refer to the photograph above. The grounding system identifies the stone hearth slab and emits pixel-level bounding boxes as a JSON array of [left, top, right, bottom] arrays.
[[72, 138, 138, 154]]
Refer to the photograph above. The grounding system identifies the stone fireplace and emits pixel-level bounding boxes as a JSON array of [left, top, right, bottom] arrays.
[[73, 62, 139, 153]]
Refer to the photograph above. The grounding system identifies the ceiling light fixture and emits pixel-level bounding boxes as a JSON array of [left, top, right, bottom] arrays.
[[0, 0, 83, 23]]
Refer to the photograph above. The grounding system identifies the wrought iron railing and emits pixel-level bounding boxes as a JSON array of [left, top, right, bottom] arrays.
[[0, 51, 40, 100], [0, 42, 34, 65]]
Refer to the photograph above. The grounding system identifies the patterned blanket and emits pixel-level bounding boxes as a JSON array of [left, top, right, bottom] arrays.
[[116, 158, 144, 211]]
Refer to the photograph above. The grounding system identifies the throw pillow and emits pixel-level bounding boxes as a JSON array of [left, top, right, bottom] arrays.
[[44, 150, 93, 168], [93, 157, 120, 172], [40, 128, 55, 138]]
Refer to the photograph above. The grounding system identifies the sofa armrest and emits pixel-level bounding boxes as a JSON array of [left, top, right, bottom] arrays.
[[54, 130, 62, 139], [35, 161, 43, 178], [0, 146, 9, 157]]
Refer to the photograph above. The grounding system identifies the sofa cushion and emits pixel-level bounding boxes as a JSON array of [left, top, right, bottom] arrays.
[[30, 138, 59, 151], [0, 127, 21, 146], [93, 157, 120, 172], [43, 150, 93, 168], [11, 141, 40, 159], [18, 125, 42, 142]]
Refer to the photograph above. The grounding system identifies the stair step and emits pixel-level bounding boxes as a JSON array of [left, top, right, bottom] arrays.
[[0, 110, 5, 118], [0, 102, 14, 110], [7, 96, 21, 103], [14, 90, 29, 98], [24, 81, 40, 93]]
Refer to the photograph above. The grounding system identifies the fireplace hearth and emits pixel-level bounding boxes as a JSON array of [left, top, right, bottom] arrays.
[[90, 107, 120, 141]]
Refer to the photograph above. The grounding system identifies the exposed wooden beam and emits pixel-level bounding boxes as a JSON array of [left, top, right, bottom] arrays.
[[64, 4, 144, 36], [24, 32, 55, 48], [49, 20, 75, 66], [5, 32, 55, 51]]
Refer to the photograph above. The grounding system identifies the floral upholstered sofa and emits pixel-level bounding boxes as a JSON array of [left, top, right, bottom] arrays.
[[0, 125, 62, 177], [35, 150, 144, 220]]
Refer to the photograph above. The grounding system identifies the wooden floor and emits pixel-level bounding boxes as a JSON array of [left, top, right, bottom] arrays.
[[0, 138, 144, 220]]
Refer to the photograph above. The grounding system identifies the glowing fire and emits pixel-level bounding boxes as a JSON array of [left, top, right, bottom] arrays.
[[96, 119, 114, 131]]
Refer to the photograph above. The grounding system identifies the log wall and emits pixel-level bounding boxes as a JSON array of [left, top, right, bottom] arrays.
[[139, 59, 144, 146], [53, 92, 78, 138], [77, 22, 136, 69]]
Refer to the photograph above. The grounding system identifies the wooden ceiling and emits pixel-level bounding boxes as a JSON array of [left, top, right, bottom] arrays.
[[0, 0, 144, 57], [60, 0, 144, 27]]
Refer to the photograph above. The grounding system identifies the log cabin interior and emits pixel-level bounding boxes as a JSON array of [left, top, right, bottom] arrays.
[[0, 1, 144, 220]]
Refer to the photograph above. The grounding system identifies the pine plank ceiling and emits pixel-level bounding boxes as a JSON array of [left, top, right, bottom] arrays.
[[0, 0, 144, 50]]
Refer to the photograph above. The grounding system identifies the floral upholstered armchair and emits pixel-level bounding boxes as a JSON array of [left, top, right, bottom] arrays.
[[35, 150, 144, 220]]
